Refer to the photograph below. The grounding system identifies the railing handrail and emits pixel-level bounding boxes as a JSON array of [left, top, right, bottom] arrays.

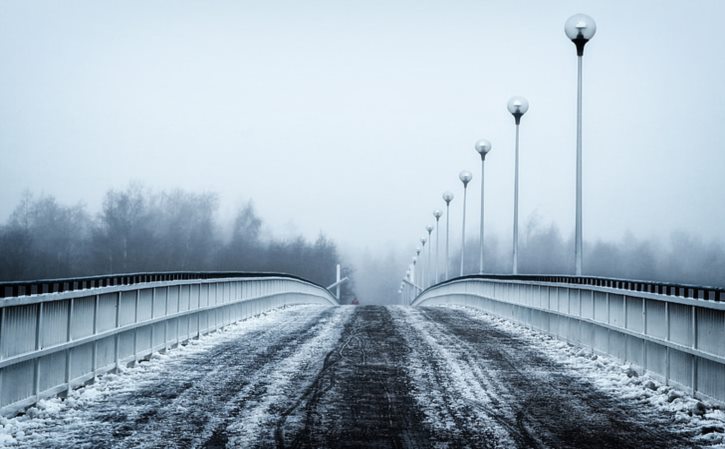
[[419, 273, 724, 302], [0, 272, 337, 417], [0, 271, 330, 299], [413, 276, 725, 404]]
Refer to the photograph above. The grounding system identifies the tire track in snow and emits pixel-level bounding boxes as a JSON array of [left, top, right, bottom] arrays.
[[390, 306, 517, 449], [273, 306, 433, 449], [398, 306, 696, 449], [6, 305, 347, 449], [205, 305, 354, 448]]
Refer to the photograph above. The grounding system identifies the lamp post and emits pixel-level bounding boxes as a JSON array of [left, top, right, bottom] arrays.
[[565, 14, 596, 276], [458, 170, 473, 276], [403, 265, 410, 303], [474, 139, 492, 273], [419, 237, 427, 287], [442, 192, 454, 280], [425, 225, 433, 287], [507, 96, 529, 275], [433, 210, 442, 283], [405, 269, 411, 302], [412, 255, 418, 290]]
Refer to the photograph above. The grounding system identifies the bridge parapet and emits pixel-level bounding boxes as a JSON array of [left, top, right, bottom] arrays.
[[413, 276, 725, 404], [0, 273, 338, 416]]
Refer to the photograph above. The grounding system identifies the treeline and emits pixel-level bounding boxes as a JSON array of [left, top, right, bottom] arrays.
[[452, 216, 725, 288], [0, 186, 354, 299]]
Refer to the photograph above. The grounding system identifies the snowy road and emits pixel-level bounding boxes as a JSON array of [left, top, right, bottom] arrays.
[[2, 305, 722, 448]]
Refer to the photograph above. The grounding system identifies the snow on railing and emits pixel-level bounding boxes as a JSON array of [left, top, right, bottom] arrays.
[[413, 276, 725, 405], [0, 273, 338, 416]]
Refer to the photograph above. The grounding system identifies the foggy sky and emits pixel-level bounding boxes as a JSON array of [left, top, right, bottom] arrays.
[[2, 0, 724, 262]]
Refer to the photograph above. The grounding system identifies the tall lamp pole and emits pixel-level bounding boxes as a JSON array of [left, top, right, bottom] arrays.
[[458, 170, 473, 276], [565, 14, 596, 276], [412, 255, 418, 290], [405, 269, 411, 302], [419, 238, 427, 288], [442, 192, 454, 280], [474, 139, 492, 273], [433, 210, 442, 283], [425, 225, 433, 287], [507, 96, 529, 275]]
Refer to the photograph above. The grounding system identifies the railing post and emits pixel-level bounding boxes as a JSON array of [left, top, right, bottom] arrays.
[[196, 283, 201, 339], [33, 303, 43, 399], [114, 292, 120, 372], [642, 298, 647, 372], [65, 298, 74, 392], [92, 295, 99, 379], [691, 305, 698, 396], [665, 301, 670, 385], [150, 288, 155, 351], [163, 287, 169, 351], [175, 288, 180, 344], [133, 290, 139, 364]]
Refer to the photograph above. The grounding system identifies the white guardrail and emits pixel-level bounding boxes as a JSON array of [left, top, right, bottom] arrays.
[[0, 274, 338, 416], [413, 277, 725, 404]]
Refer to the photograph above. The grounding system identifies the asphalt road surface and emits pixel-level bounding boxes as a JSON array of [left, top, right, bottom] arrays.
[[9, 305, 703, 449]]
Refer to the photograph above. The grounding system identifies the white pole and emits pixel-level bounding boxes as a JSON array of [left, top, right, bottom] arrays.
[[435, 216, 441, 283], [513, 123, 520, 275], [336, 264, 341, 300], [445, 202, 451, 279], [575, 54, 584, 276], [460, 185, 468, 276], [479, 157, 486, 273], [426, 229, 432, 287]]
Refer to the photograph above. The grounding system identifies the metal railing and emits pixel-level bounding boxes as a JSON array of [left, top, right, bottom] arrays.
[[0, 271, 326, 299], [0, 272, 338, 416], [416, 273, 724, 302], [413, 275, 725, 404]]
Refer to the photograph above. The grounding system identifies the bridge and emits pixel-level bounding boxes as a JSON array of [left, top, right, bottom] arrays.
[[0, 271, 722, 448]]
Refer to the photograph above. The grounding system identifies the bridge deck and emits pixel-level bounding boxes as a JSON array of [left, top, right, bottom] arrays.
[[2, 305, 711, 448]]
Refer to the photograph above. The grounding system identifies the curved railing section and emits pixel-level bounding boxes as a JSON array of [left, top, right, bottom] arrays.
[[412, 275, 725, 404], [0, 272, 338, 416]]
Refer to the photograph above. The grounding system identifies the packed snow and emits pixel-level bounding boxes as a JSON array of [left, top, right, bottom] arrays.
[[444, 305, 725, 448], [0, 303, 721, 448]]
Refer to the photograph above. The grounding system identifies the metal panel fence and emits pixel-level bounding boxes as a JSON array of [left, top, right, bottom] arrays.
[[413, 278, 725, 404], [0, 274, 337, 416]]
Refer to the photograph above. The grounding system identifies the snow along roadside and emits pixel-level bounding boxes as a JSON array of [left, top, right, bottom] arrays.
[[0, 304, 334, 448], [448, 304, 725, 448]]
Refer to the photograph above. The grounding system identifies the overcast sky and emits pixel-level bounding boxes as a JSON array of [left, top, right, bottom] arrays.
[[1, 0, 724, 259]]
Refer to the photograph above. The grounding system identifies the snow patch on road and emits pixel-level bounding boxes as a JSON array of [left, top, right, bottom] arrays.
[[0, 305, 329, 448], [390, 306, 517, 448], [448, 305, 725, 448], [224, 306, 354, 447]]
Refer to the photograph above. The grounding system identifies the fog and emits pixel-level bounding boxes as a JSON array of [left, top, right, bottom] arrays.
[[0, 187, 355, 299], [1, 1, 724, 303]]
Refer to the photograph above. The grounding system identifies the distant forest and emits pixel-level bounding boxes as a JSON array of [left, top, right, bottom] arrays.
[[0, 186, 355, 300]]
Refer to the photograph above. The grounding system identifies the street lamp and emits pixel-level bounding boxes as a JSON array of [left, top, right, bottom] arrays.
[[458, 170, 473, 276], [433, 210, 442, 283], [565, 13, 596, 276], [442, 191, 454, 280], [412, 255, 418, 287], [474, 139, 492, 273], [419, 237, 427, 287], [508, 96, 529, 275], [425, 225, 433, 287]]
